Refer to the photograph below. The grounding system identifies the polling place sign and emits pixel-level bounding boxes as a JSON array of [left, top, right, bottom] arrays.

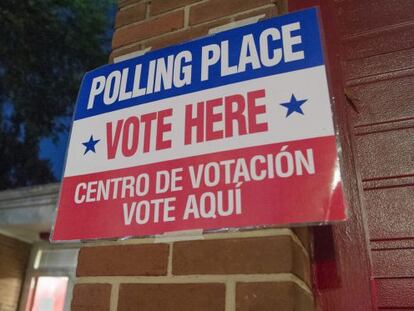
[[52, 8, 346, 242]]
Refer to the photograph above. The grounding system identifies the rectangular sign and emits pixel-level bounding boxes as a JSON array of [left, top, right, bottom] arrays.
[[52, 8, 346, 242]]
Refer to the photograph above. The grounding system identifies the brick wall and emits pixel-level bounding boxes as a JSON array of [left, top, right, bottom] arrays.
[[72, 1, 313, 310], [73, 229, 312, 311], [0, 234, 31, 311], [110, 0, 286, 60]]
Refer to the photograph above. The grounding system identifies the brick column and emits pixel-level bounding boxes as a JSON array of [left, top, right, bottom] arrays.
[[71, 1, 314, 310], [0, 234, 31, 311], [72, 229, 312, 310]]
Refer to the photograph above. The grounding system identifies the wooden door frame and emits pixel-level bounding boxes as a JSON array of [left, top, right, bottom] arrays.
[[288, 1, 375, 310]]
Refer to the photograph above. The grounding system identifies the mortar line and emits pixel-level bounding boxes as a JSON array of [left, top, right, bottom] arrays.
[[290, 274, 313, 296], [76, 272, 303, 284], [225, 280, 236, 311], [78, 228, 293, 247], [167, 242, 173, 276], [186, 0, 210, 10], [75, 274, 313, 300], [119, 0, 150, 12], [184, 6, 190, 29], [290, 232, 310, 259], [192, 3, 277, 28], [110, 283, 120, 311], [116, 6, 186, 31], [145, 0, 151, 19]]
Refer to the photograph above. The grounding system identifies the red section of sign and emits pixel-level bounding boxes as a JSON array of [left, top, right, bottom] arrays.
[[52, 136, 345, 241]]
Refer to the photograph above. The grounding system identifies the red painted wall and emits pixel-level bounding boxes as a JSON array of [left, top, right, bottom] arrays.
[[290, 0, 414, 309]]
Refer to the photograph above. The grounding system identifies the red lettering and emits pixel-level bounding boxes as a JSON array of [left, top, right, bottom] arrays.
[[106, 119, 124, 159], [224, 94, 247, 138], [185, 102, 204, 145], [140, 112, 157, 153], [122, 116, 139, 157], [184, 88, 268, 145], [206, 98, 223, 141], [247, 89, 268, 133], [106, 108, 174, 158], [156, 108, 172, 150]]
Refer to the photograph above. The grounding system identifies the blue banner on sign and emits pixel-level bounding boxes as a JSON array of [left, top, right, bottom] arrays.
[[74, 8, 323, 120]]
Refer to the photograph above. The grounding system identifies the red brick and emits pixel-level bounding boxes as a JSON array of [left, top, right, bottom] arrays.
[[118, 0, 140, 9], [236, 282, 313, 311], [71, 284, 111, 311], [172, 236, 310, 284], [293, 227, 310, 252], [110, 16, 234, 61], [142, 27, 205, 50], [118, 283, 225, 311], [151, 0, 202, 16], [234, 5, 279, 21], [112, 10, 184, 49], [190, 0, 271, 25], [110, 4, 280, 60], [77, 244, 169, 276], [115, 3, 147, 28], [142, 17, 231, 50], [110, 16, 233, 60], [109, 42, 143, 63]]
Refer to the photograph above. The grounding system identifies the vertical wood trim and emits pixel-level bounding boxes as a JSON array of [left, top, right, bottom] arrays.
[[288, 1, 374, 310]]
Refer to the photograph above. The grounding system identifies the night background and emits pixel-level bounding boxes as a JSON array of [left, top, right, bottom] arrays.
[[0, 0, 116, 189]]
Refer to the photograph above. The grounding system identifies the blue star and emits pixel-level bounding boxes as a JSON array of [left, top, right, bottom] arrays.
[[82, 135, 100, 155], [280, 94, 308, 117]]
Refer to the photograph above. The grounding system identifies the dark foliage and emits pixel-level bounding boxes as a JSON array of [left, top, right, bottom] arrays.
[[0, 0, 114, 189]]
